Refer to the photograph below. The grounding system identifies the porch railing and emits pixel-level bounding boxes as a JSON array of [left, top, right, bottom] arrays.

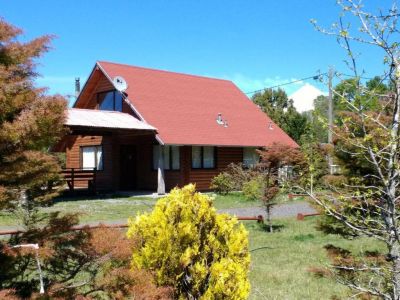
[[61, 168, 97, 193]]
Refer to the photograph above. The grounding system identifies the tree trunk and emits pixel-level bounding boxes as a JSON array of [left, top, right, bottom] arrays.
[[389, 241, 400, 299], [266, 205, 273, 233]]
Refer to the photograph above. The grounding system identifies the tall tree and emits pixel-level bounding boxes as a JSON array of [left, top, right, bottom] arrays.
[[309, 1, 400, 298], [0, 19, 66, 210], [252, 88, 309, 143]]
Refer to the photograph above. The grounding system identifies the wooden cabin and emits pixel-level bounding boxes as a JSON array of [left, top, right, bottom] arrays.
[[54, 61, 297, 194]]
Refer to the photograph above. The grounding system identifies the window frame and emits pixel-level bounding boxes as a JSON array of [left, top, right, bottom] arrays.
[[97, 90, 123, 112], [191, 146, 216, 169], [243, 147, 260, 168], [80, 145, 104, 171], [152, 145, 181, 171]]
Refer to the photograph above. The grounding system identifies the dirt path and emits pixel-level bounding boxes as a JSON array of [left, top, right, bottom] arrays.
[[219, 201, 317, 219]]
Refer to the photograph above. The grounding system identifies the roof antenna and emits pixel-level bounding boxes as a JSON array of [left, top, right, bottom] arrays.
[[216, 113, 224, 125], [268, 122, 274, 130]]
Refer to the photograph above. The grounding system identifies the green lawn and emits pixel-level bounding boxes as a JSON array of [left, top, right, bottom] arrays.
[[0, 192, 383, 299], [0, 192, 261, 227], [209, 191, 260, 209], [0, 196, 156, 226], [246, 217, 383, 300]]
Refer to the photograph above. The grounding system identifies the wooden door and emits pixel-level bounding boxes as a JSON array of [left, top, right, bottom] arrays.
[[120, 145, 136, 190]]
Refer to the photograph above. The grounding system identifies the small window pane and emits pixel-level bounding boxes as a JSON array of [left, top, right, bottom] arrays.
[[96, 146, 103, 170], [192, 146, 201, 168], [82, 147, 96, 169], [171, 146, 180, 170], [115, 92, 123, 112], [163, 146, 170, 170], [99, 91, 114, 111], [203, 146, 215, 168], [153, 145, 159, 169], [243, 148, 258, 167]]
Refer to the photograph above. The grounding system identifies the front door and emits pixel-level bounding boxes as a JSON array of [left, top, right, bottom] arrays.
[[120, 145, 136, 190]]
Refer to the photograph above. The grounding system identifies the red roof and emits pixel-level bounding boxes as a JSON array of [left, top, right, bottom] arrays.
[[94, 61, 297, 147]]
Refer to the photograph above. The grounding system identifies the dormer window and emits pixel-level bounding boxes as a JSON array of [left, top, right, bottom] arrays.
[[97, 90, 123, 112]]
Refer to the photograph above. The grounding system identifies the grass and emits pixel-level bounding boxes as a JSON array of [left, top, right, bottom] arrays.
[[0, 191, 261, 227], [0, 196, 156, 226], [209, 191, 260, 209], [245, 217, 384, 300], [0, 191, 384, 298]]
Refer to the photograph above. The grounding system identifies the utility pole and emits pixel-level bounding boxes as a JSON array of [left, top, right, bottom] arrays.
[[328, 67, 334, 174]]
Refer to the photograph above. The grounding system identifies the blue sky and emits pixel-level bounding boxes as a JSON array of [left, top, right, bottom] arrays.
[[2, 0, 391, 105]]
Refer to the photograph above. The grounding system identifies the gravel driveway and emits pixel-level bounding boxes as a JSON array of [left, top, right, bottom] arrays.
[[0, 201, 317, 233], [218, 201, 317, 219]]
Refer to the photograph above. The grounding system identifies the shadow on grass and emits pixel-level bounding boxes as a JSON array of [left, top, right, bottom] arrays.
[[247, 222, 285, 233], [53, 191, 155, 203]]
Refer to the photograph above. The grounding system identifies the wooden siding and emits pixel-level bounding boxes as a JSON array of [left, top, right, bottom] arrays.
[[75, 69, 141, 119], [186, 147, 243, 190], [65, 135, 114, 190], [65, 141, 244, 192]]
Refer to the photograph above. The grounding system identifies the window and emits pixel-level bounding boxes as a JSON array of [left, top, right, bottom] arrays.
[[97, 90, 123, 111], [243, 148, 259, 167], [81, 146, 103, 170], [153, 145, 180, 170], [192, 146, 215, 169], [278, 165, 294, 180]]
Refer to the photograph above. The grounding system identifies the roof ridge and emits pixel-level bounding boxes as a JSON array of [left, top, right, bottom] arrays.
[[68, 108, 127, 115], [97, 60, 233, 83]]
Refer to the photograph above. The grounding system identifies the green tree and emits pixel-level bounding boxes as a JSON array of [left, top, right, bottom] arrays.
[[252, 88, 309, 143], [310, 1, 400, 298], [127, 184, 250, 300]]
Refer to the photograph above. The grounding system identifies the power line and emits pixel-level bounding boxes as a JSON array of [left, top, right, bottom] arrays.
[[244, 73, 327, 95]]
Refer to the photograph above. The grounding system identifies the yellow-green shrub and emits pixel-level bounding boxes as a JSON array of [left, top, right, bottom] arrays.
[[210, 172, 234, 194], [126, 184, 250, 300], [242, 177, 264, 201]]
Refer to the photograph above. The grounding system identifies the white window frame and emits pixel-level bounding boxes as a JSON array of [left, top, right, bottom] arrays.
[[80, 145, 103, 170]]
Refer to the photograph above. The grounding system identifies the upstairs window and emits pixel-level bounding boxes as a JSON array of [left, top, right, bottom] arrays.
[[98, 90, 123, 111], [192, 146, 215, 169], [243, 148, 259, 167], [81, 145, 103, 170], [152, 145, 180, 170]]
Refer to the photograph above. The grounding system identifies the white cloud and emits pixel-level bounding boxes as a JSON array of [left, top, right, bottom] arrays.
[[289, 83, 327, 113]]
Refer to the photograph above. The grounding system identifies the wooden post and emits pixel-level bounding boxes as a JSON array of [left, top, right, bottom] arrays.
[[157, 145, 166, 195], [71, 168, 75, 192], [93, 167, 97, 194]]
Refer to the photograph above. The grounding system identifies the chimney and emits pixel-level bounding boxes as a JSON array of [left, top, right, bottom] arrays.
[[75, 77, 81, 100]]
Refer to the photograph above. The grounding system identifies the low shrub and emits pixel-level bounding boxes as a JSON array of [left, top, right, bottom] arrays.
[[225, 163, 254, 190], [242, 177, 264, 201], [322, 175, 348, 188], [127, 185, 251, 300], [210, 172, 234, 194]]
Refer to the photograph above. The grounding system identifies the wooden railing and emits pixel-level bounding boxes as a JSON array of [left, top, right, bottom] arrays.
[[61, 168, 97, 193]]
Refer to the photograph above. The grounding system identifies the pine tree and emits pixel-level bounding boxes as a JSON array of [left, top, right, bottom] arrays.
[[0, 19, 66, 211]]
